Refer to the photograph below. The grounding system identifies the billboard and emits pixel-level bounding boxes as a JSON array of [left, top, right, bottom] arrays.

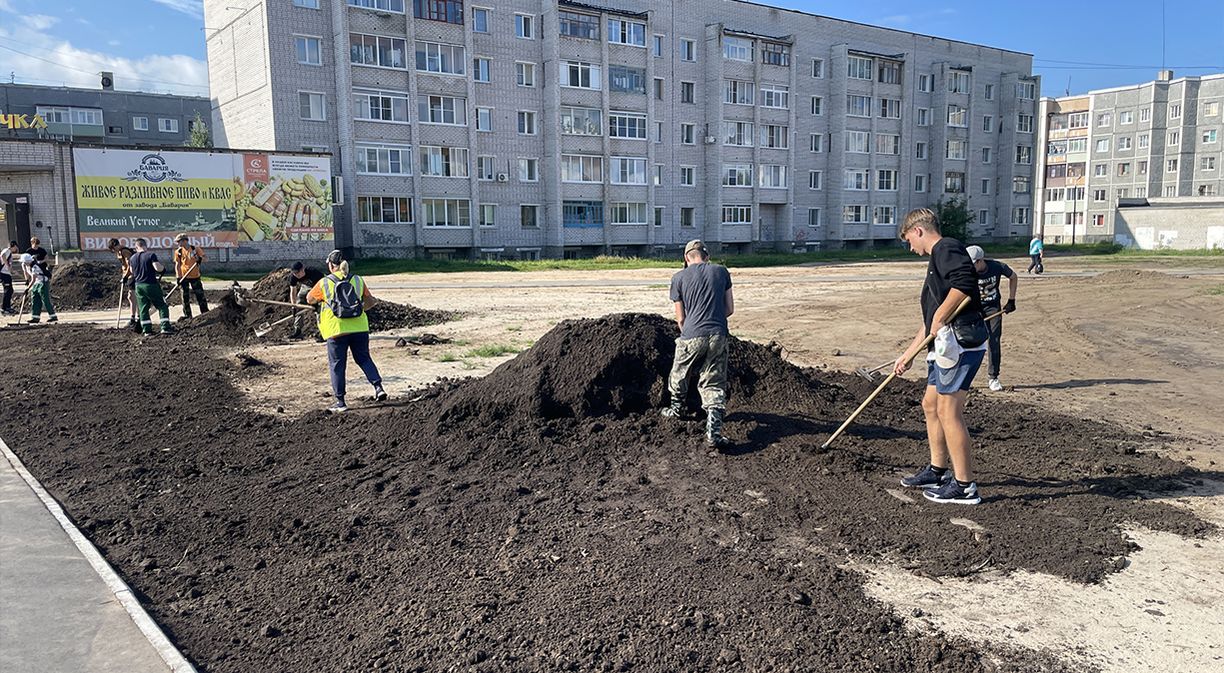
[[73, 148, 334, 250]]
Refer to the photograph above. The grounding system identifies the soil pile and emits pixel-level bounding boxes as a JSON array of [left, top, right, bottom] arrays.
[[1, 320, 1216, 673], [49, 261, 119, 310]]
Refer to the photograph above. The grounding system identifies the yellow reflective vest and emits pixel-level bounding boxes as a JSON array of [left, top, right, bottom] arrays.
[[316, 274, 370, 340]]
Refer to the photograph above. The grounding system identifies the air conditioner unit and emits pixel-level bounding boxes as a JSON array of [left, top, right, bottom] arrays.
[[704, 136, 717, 144], [496, 173, 509, 182]]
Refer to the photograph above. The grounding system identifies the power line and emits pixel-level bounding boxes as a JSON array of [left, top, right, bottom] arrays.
[[0, 43, 208, 91]]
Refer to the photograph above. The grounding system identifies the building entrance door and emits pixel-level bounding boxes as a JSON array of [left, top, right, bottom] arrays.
[[0, 194, 32, 246]]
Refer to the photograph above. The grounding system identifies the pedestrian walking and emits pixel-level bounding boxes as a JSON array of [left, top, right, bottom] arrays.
[[287, 261, 325, 338], [967, 246, 1018, 392], [1, 241, 16, 316], [20, 252, 57, 324], [660, 239, 735, 449], [305, 250, 386, 413], [894, 209, 987, 505], [172, 234, 209, 317], [107, 238, 138, 327], [1027, 236, 1044, 274], [129, 238, 173, 336]]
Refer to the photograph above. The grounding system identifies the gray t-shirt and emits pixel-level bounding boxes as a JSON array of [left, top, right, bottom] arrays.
[[669, 262, 733, 339]]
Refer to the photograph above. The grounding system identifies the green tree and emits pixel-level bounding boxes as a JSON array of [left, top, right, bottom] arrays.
[[185, 112, 212, 149], [933, 196, 975, 241]]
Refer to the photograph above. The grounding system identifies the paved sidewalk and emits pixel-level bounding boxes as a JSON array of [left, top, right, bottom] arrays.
[[0, 448, 173, 673]]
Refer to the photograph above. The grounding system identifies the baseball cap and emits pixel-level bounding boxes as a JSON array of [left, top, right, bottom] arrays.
[[684, 239, 707, 255], [966, 245, 985, 263], [19, 253, 33, 265], [932, 326, 963, 369], [326, 249, 344, 266], [174, 233, 189, 242]]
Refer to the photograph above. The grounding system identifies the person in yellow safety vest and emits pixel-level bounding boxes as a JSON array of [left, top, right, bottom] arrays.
[[306, 250, 387, 413]]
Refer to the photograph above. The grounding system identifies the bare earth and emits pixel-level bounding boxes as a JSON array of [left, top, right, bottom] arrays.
[[55, 255, 1224, 671]]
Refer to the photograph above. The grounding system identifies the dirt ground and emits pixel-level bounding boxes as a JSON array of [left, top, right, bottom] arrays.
[[3, 254, 1222, 672]]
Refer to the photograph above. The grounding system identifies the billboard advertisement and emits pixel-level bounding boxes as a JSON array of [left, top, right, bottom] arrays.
[[73, 148, 333, 250]]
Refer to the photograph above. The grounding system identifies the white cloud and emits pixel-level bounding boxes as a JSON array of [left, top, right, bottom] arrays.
[[21, 14, 60, 31], [150, 0, 204, 18], [0, 0, 14, 13]]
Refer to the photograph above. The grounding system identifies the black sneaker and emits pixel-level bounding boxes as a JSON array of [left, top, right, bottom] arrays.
[[47, 316, 58, 323], [923, 479, 982, 505], [373, 385, 388, 402], [27, 318, 39, 324], [901, 465, 953, 488]]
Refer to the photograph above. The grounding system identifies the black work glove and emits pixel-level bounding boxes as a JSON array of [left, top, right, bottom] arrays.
[[1003, 299, 1016, 314]]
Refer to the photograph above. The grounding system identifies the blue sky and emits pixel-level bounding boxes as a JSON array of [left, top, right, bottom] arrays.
[[1, 0, 1221, 97]]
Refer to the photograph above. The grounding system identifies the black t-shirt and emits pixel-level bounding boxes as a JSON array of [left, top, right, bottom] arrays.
[[288, 267, 326, 289], [129, 251, 161, 285], [25, 246, 49, 276], [921, 238, 982, 341], [976, 259, 1014, 306]]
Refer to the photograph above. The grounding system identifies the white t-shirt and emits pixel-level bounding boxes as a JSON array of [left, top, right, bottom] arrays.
[[25, 258, 47, 283], [0, 248, 11, 276]]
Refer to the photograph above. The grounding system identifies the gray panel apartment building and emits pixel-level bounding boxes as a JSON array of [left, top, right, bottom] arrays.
[[0, 82, 210, 147], [205, 0, 1037, 259], [1035, 72, 1224, 244]]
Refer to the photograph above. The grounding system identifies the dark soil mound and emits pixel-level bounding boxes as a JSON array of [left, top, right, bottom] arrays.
[[50, 261, 120, 310], [1, 319, 1215, 673]]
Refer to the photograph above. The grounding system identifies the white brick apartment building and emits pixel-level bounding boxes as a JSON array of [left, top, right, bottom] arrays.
[[205, 0, 1038, 259]]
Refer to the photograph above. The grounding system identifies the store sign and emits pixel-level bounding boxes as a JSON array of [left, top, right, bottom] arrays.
[[73, 148, 334, 250], [0, 112, 48, 130]]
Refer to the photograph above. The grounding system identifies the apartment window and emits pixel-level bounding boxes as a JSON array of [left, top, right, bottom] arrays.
[[560, 106, 601, 135], [918, 74, 932, 92], [515, 14, 534, 39], [294, 0, 319, 6], [472, 7, 489, 33], [295, 36, 322, 65], [1204, 101, 1221, 116], [417, 95, 466, 125], [415, 41, 465, 75], [476, 204, 496, 228], [1016, 81, 1035, 100], [1097, 112, 1112, 127], [944, 171, 965, 193], [352, 0, 404, 12], [982, 115, 994, 133], [1136, 187, 1147, 198], [1117, 188, 1129, 199], [154, 116, 177, 133], [761, 42, 790, 66], [1164, 185, 1177, 197], [877, 60, 901, 84], [559, 11, 599, 40], [723, 164, 752, 187], [476, 156, 495, 181], [844, 169, 869, 190], [947, 104, 967, 127], [1169, 104, 1181, 119], [355, 144, 410, 175], [1068, 138, 1087, 153], [847, 56, 873, 80], [475, 107, 493, 131], [681, 81, 695, 103], [1200, 184, 1219, 196], [681, 207, 695, 227], [681, 39, 696, 62], [846, 95, 872, 118], [609, 202, 648, 225], [915, 141, 927, 159], [1096, 139, 1111, 153], [473, 57, 491, 82], [1204, 129, 1219, 144], [560, 155, 603, 183], [984, 83, 995, 100], [350, 33, 407, 69], [724, 79, 754, 105], [654, 122, 664, 143], [807, 209, 821, 226], [1167, 159, 1179, 173], [982, 147, 992, 164], [680, 123, 695, 145], [1016, 146, 1033, 165], [810, 96, 822, 115], [561, 61, 601, 89], [653, 78, 664, 100], [845, 131, 870, 153], [812, 58, 824, 78], [1168, 130, 1180, 146], [608, 18, 646, 46], [758, 165, 787, 189], [354, 88, 410, 123], [516, 62, 535, 87], [760, 85, 789, 109], [132, 116, 148, 131], [875, 134, 899, 155], [843, 205, 867, 223], [1139, 133, 1149, 149], [1139, 107, 1151, 122], [809, 133, 823, 153], [760, 124, 788, 149], [723, 36, 752, 61], [298, 92, 326, 121], [947, 71, 970, 93], [1203, 157, 1218, 171], [1094, 163, 1108, 177], [978, 210, 989, 226], [914, 174, 927, 192], [421, 198, 471, 228], [808, 170, 822, 190], [517, 111, 537, 135], [980, 178, 991, 195], [608, 111, 647, 139], [653, 35, 664, 58], [680, 166, 695, 186], [1118, 137, 1133, 150], [1139, 160, 1148, 174], [916, 108, 930, 126], [1010, 207, 1031, 225], [873, 206, 896, 225], [611, 157, 647, 184], [946, 140, 967, 160], [1120, 110, 1134, 124], [877, 169, 897, 191], [419, 146, 468, 177], [356, 196, 412, 224], [1017, 114, 1034, 133], [519, 158, 539, 182], [609, 66, 646, 94], [562, 201, 603, 228], [1093, 189, 1106, 202], [878, 98, 901, 119], [722, 206, 752, 225], [1013, 176, 1031, 193]]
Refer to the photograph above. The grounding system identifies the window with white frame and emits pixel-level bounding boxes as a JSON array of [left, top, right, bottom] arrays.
[[947, 71, 970, 93], [915, 141, 927, 159], [519, 158, 539, 182], [1117, 162, 1132, 177], [1138, 133, 1149, 148], [560, 106, 601, 135], [1168, 130, 1180, 145], [761, 42, 789, 66], [982, 147, 992, 163], [1014, 176, 1031, 193], [472, 7, 489, 33], [724, 79, 754, 105], [681, 81, 695, 103], [1204, 101, 1221, 116], [722, 205, 752, 225], [723, 36, 752, 61], [681, 39, 696, 62], [843, 205, 868, 223], [1203, 129, 1218, 144], [1069, 112, 1089, 128], [808, 208, 821, 226], [877, 169, 897, 191], [1118, 136, 1133, 150], [560, 155, 603, 183], [844, 169, 869, 190], [653, 35, 664, 58], [980, 178, 991, 194], [1016, 81, 1035, 99], [350, 0, 404, 12], [810, 96, 822, 115], [516, 62, 535, 87], [914, 174, 927, 192], [1096, 138, 1111, 153], [1017, 114, 1034, 133], [760, 124, 788, 149], [810, 133, 823, 153], [132, 116, 149, 131], [878, 98, 901, 119], [609, 65, 646, 93], [873, 206, 896, 225], [812, 58, 824, 78], [1119, 110, 1133, 124], [760, 84, 789, 109], [1012, 207, 1031, 225], [417, 95, 466, 124], [354, 88, 410, 123], [983, 114, 994, 132], [978, 209, 990, 225], [419, 146, 468, 177], [421, 198, 471, 228], [515, 13, 534, 39], [350, 33, 406, 68], [984, 83, 995, 100], [517, 110, 537, 135], [1097, 111, 1112, 127], [680, 166, 695, 186], [355, 143, 411, 175], [808, 170, 822, 190], [947, 104, 967, 127], [1139, 107, 1151, 122], [1094, 164, 1108, 177], [299, 92, 326, 120], [653, 78, 664, 100], [1068, 138, 1086, 152], [846, 94, 871, 117], [847, 56, 872, 80], [1167, 158, 1179, 172], [608, 18, 646, 46], [723, 164, 752, 186], [944, 171, 965, 193], [1139, 160, 1148, 174], [559, 11, 599, 39], [680, 123, 695, 144], [295, 36, 322, 65], [475, 107, 493, 131], [1164, 185, 1177, 197], [1092, 188, 1107, 202], [917, 108, 930, 126], [845, 131, 870, 153], [357, 196, 412, 224], [472, 57, 490, 81], [1169, 103, 1181, 119], [918, 74, 932, 92], [476, 156, 495, 181], [759, 164, 787, 188], [1016, 146, 1032, 164], [609, 202, 648, 225], [477, 204, 496, 228], [875, 134, 899, 155], [946, 139, 967, 160], [611, 157, 647, 184], [1200, 184, 1220, 196], [295, 0, 319, 7], [877, 60, 901, 84], [608, 111, 647, 139], [560, 61, 601, 88], [1203, 157, 1218, 171]]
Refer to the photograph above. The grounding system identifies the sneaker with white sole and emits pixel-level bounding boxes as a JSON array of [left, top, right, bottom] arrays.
[[373, 385, 388, 402], [328, 399, 348, 413], [923, 479, 982, 505], [901, 464, 953, 488], [988, 378, 1003, 392]]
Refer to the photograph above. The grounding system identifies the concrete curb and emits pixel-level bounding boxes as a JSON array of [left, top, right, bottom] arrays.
[[0, 437, 198, 673]]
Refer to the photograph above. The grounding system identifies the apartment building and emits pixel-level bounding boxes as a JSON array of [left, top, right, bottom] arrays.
[[1036, 71, 1224, 244], [205, 0, 1037, 259]]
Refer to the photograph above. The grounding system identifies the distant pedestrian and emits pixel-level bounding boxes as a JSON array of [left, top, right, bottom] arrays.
[[1027, 236, 1044, 274], [967, 246, 1018, 392], [107, 238, 137, 327], [661, 239, 735, 450], [173, 233, 209, 318], [1, 241, 16, 315], [129, 238, 173, 336], [287, 261, 326, 338], [20, 252, 56, 324], [306, 250, 386, 413]]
